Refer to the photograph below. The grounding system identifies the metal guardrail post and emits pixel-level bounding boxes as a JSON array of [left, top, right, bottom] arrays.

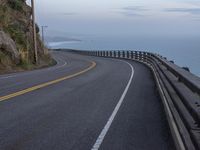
[[126, 51, 128, 58], [118, 51, 120, 58], [114, 51, 116, 57], [144, 52, 148, 62], [139, 51, 142, 61], [122, 51, 125, 58], [131, 51, 133, 59], [135, 51, 138, 60], [132, 51, 135, 59], [135, 51, 137, 59]]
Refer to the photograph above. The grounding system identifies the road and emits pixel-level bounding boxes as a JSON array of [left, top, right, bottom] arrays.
[[0, 51, 175, 150]]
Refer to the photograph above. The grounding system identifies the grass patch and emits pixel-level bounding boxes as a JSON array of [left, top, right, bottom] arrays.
[[0, 5, 9, 27], [5, 24, 26, 45], [8, 0, 23, 11], [17, 59, 33, 70], [0, 51, 13, 68]]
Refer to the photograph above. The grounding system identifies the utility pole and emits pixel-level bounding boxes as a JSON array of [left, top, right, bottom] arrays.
[[31, 0, 38, 64]]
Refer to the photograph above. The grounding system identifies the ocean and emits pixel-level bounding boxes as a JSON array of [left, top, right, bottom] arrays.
[[48, 36, 200, 77]]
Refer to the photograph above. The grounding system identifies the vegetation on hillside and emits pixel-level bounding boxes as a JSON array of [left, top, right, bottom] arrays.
[[0, 0, 54, 73]]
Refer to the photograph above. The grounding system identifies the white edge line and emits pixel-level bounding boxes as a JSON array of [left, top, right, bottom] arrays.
[[126, 57, 185, 150], [91, 60, 134, 150], [0, 56, 67, 80]]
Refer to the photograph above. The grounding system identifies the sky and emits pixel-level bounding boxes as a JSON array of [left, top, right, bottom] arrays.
[[27, 0, 200, 39], [26, 0, 200, 76]]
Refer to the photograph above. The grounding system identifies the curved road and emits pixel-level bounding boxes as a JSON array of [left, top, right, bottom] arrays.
[[0, 51, 175, 150]]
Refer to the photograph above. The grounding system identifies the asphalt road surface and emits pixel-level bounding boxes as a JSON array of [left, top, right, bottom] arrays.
[[0, 51, 175, 150]]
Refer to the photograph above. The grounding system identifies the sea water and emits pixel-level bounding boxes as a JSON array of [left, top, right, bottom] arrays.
[[48, 35, 200, 77]]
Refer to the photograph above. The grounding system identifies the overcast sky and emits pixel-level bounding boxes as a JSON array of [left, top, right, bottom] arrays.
[[27, 0, 200, 38]]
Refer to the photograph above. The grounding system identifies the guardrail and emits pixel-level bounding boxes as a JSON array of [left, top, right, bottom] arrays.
[[72, 50, 200, 150]]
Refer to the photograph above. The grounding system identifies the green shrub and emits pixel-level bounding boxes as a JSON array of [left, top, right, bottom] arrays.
[[36, 24, 40, 33], [0, 51, 13, 66], [8, 0, 23, 11], [5, 24, 26, 46], [0, 6, 9, 26], [18, 59, 33, 70], [0, 5, 7, 13]]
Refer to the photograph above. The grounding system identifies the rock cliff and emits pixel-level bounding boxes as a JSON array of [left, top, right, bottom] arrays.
[[0, 0, 54, 73]]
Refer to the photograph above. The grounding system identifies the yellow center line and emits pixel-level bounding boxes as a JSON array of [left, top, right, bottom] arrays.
[[0, 61, 96, 102]]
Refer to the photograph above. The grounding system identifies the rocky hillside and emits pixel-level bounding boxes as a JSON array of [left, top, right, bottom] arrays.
[[0, 0, 54, 73]]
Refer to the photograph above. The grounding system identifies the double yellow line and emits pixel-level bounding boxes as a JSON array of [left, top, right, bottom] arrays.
[[0, 61, 96, 102]]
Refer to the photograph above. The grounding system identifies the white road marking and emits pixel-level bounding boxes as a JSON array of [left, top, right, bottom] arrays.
[[0, 56, 67, 80], [91, 60, 134, 150], [47, 61, 67, 71], [0, 75, 16, 79]]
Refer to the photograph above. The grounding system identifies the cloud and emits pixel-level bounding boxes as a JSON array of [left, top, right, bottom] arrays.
[[61, 12, 78, 16], [122, 6, 149, 12], [165, 8, 200, 15], [117, 6, 149, 17], [120, 12, 143, 17]]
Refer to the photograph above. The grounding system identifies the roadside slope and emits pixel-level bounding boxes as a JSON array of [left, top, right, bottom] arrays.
[[0, 0, 53, 73]]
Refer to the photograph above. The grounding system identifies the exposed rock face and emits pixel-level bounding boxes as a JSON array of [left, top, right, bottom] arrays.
[[0, 0, 53, 72], [0, 30, 20, 64]]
